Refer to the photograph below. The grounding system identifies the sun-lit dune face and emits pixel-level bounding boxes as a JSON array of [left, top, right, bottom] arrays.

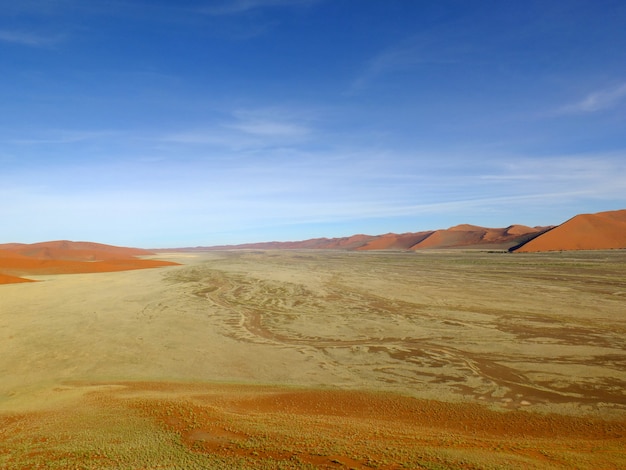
[[516, 209, 626, 252], [323, 234, 376, 249], [505, 224, 537, 236], [0, 241, 178, 284], [447, 223, 486, 232], [411, 228, 485, 249], [0, 240, 154, 261], [395, 226, 542, 251], [355, 231, 432, 250], [0, 273, 35, 284]]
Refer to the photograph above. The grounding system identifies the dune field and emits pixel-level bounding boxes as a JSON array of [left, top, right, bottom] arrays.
[[1, 249, 625, 468]]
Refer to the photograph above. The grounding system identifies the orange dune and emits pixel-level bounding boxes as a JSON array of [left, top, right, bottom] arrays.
[[505, 224, 538, 236], [447, 223, 486, 232], [318, 234, 377, 249], [0, 273, 35, 284], [0, 241, 178, 285], [201, 234, 379, 251], [409, 225, 545, 250], [355, 231, 432, 250], [177, 223, 547, 252], [412, 228, 486, 249], [0, 240, 154, 261], [515, 209, 626, 252]]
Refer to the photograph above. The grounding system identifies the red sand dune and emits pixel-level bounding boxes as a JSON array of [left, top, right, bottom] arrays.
[[505, 224, 537, 236], [355, 231, 432, 250], [202, 234, 379, 251], [515, 209, 626, 252], [1, 240, 153, 261], [186, 225, 544, 252], [411, 228, 486, 249], [3, 209, 622, 284], [317, 233, 378, 249], [410, 225, 544, 250], [0, 241, 178, 285], [0, 273, 35, 284]]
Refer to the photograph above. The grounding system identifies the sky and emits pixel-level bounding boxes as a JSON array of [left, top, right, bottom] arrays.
[[1, 0, 625, 247]]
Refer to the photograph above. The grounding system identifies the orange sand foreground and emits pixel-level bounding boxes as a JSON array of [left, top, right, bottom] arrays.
[[2, 381, 624, 469], [0, 241, 178, 284]]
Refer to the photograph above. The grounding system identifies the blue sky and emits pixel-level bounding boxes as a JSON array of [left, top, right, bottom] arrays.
[[1, 0, 625, 247]]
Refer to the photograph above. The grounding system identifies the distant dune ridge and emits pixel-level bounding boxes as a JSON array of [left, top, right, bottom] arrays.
[[1, 209, 624, 285], [182, 224, 551, 252], [1, 240, 153, 261], [0, 241, 179, 285], [182, 209, 625, 253]]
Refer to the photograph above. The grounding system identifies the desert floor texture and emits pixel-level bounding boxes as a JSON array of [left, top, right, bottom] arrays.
[[1, 250, 625, 469]]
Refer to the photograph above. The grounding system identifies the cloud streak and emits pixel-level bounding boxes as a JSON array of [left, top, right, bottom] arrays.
[[161, 107, 314, 151], [5, 130, 118, 145], [0, 29, 64, 47], [199, 0, 318, 16], [2, 145, 624, 246], [229, 108, 312, 138], [350, 42, 423, 93], [348, 25, 470, 94], [559, 83, 626, 114]]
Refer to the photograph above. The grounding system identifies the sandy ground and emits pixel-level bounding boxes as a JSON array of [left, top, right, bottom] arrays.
[[1, 250, 625, 468]]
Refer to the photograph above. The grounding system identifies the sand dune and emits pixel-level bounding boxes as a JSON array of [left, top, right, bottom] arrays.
[[505, 224, 538, 235], [409, 224, 550, 250], [185, 224, 545, 252], [2, 209, 624, 284], [0, 240, 178, 285], [515, 209, 626, 252], [411, 227, 486, 249], [201, 234, 379, 251], [0, 273, 35, 284], [0, 240, 153, 260], [355, 231, 432, 250], [188, 209, 625, 253]]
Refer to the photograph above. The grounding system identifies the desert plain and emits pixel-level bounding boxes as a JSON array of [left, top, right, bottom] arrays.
[[1, 249, 625, 469]]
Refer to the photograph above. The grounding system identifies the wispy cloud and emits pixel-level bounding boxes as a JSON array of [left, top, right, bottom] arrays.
[[0, 29, 64, 47], [199, 0, 318, 16], [3, 141, 624, 245], [350, 45, 419, 93], [559, 82, 626, 114], [349, 35, 463, 94], [229, 108, 311, 137], [6, 130, 117, 145], [230, 120, 309, 137], [162, 107, 313, 150]]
